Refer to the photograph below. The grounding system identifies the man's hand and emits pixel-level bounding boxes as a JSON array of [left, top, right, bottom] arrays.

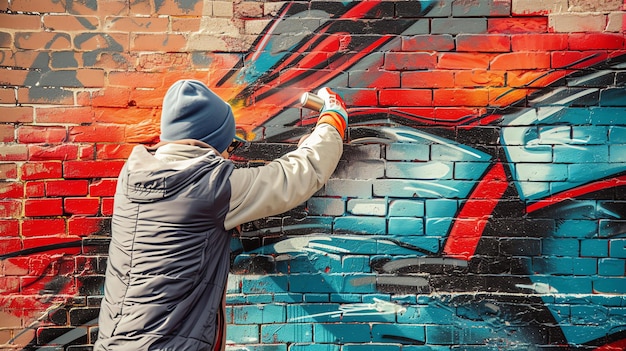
[[318, 87, 348, 123], [316, 87, 348, 137]]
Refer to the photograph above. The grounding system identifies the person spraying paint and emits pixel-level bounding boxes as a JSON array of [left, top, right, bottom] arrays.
[[93, 79, 348, 351]]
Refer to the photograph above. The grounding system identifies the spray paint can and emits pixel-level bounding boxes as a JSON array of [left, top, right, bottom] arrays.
[[300, 92, 325, 111]]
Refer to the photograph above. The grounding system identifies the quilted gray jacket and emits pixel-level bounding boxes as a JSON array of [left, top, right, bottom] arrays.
[[94, 123, 343, 351]]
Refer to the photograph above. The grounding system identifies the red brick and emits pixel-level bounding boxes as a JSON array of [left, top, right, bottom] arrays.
[[101, 197, 114, 216], [511, 34, 569, 51], [488, 17, 548, 34], [489, 87, 533, 107], [0, 182, 23, 198], [28, 144, 80, 161], [0, 277, 19, 293], [0, 49, 15, 67], [569, 33, 624, 50], [0, 87, 16, 104], [435, 107, 487, 122], [343, 89, 377, 108], [384, 52, 437, 70], [11, 0, 66, 13], [78, 145, 95, 160], [71, 89, 95, 107], [0, 163, 18, 179], [24, 198, 63, 217], [9, 50, 42, 69], [456, 34, 511, 52], [46, 180, 89, 197], [93, 52, 134, 71], [401, 71, 455, 88], [36, 106, 95, 124], [14, 32, 72, 50], [105, 16, 169, 32], [25, 181, 45, 197], [552, 50, 610, 69], [490, 52, 551, 70], [129, 0, 154, 15], [123, 118, 158, 142], [68, 217, 109, 236], [77, 69, 106, 88], [129, 90, 168, 108], [350, 70, 401, 89], [75, 32, 129, 52], [43, 15, 100, 31], [0, 145, 28, 161], [70, 0, 128, 16], [108, 71, 164, 88], [0, 238, 21, 255], [506, 70, 558, 88], [22, 237, 81, 257], [0, 124, 14, 142], [68, 124, 125, 143], [96, 143, 135, 160], [0, 219, 19, 236], [172, 17, 201, 32], [437, 53, 492, 70], [63, 160, 125, 178], [91, 87, 132, 108], [17, 126, 67, 144], [402, 34, 455, 51], [21, 162, 63, 180], [21, 219, 65, 237], [64, 197, 100, 215], [137, 52, 193, 71], [379, 89, 432, 107], [3, 257, 29, 275], [434, 89, 489, 107], [455, 70, 505, 87], [131, 33, 188, 52], [0, 200, 21, 218], [0, 68, 29, 86], [0, 106, 34, 123], [0, 13, 41, 30], [89, 179, 117, 197]]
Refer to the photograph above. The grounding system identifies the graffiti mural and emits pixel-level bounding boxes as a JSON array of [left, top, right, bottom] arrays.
[[222, 1, 626, 350], [0, 0, 625, 350]]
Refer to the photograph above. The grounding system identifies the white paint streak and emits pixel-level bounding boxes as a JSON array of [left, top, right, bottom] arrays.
[[392, 128, 484, 159], [289, 298, 406, 322], [516, 282, 558, 294]]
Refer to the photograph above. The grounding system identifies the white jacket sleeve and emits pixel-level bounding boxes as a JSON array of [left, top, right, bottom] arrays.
[[224, 123, 343, 230]]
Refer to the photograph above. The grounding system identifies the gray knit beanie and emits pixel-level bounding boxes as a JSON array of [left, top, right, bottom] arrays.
[[160, 79, 235, 153]]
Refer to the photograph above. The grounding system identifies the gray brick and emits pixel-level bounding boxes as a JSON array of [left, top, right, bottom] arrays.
[[332, 160, 385, 180], [324, 179, 373, 198], [431, 18, 487, 34], [307, 197, 346, 216], [453, 0, 511, 16], [386, 160, 454, 180]]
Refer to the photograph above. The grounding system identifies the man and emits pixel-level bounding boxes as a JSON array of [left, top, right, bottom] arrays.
[[94, 79, 347, 351]]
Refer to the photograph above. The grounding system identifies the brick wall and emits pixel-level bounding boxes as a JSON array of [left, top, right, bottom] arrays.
[[1, 0, 626, 350]]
